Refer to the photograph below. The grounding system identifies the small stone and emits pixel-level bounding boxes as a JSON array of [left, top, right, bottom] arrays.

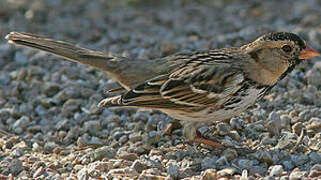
[[292, 122, 304, 136], [33, 166, 44, 178], [280, 114, 291, 129], [107, 167, 139, 178], [223, 148, 238, 161], [201, 156, 217, 169], [289, 169, 307, 180], [238, 159, 254, 169], [9, 159, 23, 175], [230, 118, 245, 130], [118, 151, 139, 161], [14, 51, 28, 64], [228, 130, 241, 140], [309, 170, 321, 178], [282, 160, 294, 171], [167, 164, 180, 179], [44, 142, 58, 153], [216, 122, 231, 136], [12, 116, 30, 134], [83, 120, 101, 136], [311, 164, 321, 171], [276, 132, 297, 150], [77, 168, 89, 180], [62, 99, 81, 117], [291, 154, 309, 167], [131, 160, 147, 173], [201, 169, 217, 180], [266, 111, 281, 136], [44, 82, 61, 97], [261, 136, 277, 146], [216, 156, 228, 167], [129, 132, 142, 143], [270, 165, 283, 177], [12, 149, 24, 157], [309, 152, 321, 164], [93, 146, 116, 160], [217, 168, 235, 177]]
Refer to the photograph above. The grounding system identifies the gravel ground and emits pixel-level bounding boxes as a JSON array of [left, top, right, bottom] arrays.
[[1, 0, 321, 179]]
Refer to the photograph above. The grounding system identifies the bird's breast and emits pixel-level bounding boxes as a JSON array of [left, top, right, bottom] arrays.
[[162, 86, 267, 122]]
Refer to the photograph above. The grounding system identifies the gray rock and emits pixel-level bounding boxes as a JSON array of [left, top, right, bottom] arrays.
[[230, 118, 245, 130], [167, 164, 180, 179], [77, 168, 89, 180], [201, 168, 218, 180], [282, 160, 294, 171], [270, 165, 283, 176], [11, 149, 24, 157], [93, 146, 116, 160], [223, 148, 238, 161], [12, 115, 30, 134], [118, 151, 139, 161], [216, 156, 228, 167], [129, 132, 143, 143], [44, 82, 61, 97], [311, 164, 321, 171], [292, 122, 304, 136], [291, 154, 309, 167], [62, 99, 81, 117], [238, 159, 254, 169], [9, 159, 23, 175], [276, 132, 297, 150], [131, 160, 148, 173], [83, 120, 101, 136], [309, 152, 321, 164], [107, 167, 139, 178], [289, 170, 307, 180], [14, 51, 28, 64], [201, 156, 218, 169], [266, 111, 281, 136], [44, 142, 58, 153], [216, 122, 231, 136]]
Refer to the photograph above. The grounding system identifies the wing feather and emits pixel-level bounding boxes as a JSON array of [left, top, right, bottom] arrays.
[[99, 51, 245, 109]]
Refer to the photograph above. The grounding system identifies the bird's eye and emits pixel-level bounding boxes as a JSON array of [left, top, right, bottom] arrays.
[[282, 45, 292, 53]]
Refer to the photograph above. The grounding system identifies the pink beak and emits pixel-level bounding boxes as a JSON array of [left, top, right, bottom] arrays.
[[298, 45, 320, 60]]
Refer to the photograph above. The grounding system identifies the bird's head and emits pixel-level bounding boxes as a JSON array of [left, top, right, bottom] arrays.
[[241, 32, 320, 85]]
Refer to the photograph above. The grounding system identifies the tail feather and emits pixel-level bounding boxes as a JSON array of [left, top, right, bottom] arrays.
[[98, 95, 124, 107], [6, 32, 115, 70], [6, 32, 170, 90]]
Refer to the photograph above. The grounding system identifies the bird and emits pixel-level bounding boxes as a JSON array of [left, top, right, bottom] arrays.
[[6, 31, 320, 148]]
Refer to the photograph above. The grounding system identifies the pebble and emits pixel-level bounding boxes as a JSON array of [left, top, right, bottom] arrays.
[[201, 169, 217, 180], [201, 156, 218, 169], [269, 165, 284, 176], [12, 115, 30, 134], [62, 99, 81, 117], [83, 120, 101, 136], [118, 151, 139, 161], [9, 159, 23, 175], [289, 169, 307, 180], [291, 154, 309, 167], [131, 160, 148, 173], [93, 146, 116, 160], [216, 122, 231, 136], [167, 164, 180, 179]]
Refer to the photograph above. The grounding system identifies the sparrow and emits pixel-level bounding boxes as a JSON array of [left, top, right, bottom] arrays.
[[6, 32, 320, 148]]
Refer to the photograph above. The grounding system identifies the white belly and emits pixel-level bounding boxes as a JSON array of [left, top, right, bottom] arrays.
[[162, 87, 264, 122]]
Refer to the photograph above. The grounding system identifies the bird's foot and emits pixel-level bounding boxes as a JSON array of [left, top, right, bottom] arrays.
[[188, 129, 223, 148]]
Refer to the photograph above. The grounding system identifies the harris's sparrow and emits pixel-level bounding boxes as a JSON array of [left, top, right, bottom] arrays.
[[6, 32, 320, 147]]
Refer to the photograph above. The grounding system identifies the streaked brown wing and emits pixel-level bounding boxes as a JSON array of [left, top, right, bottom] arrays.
[[114, 63, 244, 109]]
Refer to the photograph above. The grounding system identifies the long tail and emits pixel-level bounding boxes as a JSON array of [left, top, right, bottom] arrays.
[[6, 32, 116, 71], [5, 32, 165, 90]]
